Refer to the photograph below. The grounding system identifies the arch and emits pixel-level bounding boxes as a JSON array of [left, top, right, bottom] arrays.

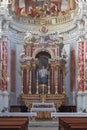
[[32, 48, 54, 59], [35, 51, 51, 69]]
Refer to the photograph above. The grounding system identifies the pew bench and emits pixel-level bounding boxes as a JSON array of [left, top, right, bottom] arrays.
[[59, 117, 87, 130], [51, 112, 87, 130], [0, 116, 29, 130]]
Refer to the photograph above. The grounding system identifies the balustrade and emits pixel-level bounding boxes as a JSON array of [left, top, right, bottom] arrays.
[[9, 9, 78, 25]]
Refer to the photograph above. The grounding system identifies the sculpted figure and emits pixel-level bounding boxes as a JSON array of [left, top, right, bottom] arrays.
[[24, 31, 32, 43], [38, 66, 48, 85]]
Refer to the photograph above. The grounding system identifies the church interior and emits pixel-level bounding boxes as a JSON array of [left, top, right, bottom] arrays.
[[0, 0, 87, 129]]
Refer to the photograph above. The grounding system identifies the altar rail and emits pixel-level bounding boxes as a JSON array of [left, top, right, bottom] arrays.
[[9, 9, 78, 25], [0, 112, 37, 117], [51, 112, 87, 130]]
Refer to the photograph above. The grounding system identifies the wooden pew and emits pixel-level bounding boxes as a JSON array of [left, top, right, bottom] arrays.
[[59, 117, 87, 130], [0, 116, 29, 130]]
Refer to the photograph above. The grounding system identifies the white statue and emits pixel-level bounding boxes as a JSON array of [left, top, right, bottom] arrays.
[[38, 66, 48, 84], [24, 31, 32, 43]]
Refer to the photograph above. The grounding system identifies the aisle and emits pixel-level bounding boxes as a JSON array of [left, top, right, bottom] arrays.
[[29, 126, 58, 130], [28, 120, 59, 130]]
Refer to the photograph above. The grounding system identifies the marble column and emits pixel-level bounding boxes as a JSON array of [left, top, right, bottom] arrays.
[[50, 65, 54, 94], [27, 68, 29, 94], [48, 70, 50, 94], [29, 69, 31, 94], [23, 68, 29, 94], [31, 62, 36, 94], [36, 71, 38, 94], [55, 66, 58, 94], [60, 70, 63, 93], [78, 41, 84, 91], [83, 38, 87, 112], [77, 40, 85, 112]]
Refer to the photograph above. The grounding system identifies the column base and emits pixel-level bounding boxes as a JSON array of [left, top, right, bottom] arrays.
[[83, 91, 87, 112], [1, 91, 9, 112], [0, 90, 3, 112]]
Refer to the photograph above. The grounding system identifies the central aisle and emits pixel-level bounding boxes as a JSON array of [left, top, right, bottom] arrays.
[[28, 120, 59, 130]]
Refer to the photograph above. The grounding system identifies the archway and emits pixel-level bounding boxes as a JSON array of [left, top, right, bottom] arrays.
[[35, 51, 51, 69]]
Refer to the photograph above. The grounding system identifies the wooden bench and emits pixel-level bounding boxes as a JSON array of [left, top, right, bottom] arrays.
[[0, 116, 29, 130], [59, 117, 87, 130]]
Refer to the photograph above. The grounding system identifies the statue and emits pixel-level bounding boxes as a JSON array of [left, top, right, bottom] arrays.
[[24, 31, 32, 43], [38, 66, 48, 85]]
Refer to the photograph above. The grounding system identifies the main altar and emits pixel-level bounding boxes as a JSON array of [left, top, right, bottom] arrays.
[[20, 24, 67, 114], [30, 102, 56, 119]]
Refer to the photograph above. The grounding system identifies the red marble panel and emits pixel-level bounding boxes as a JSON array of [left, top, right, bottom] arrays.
[[70, 50, 76, 91], [11, 50, 16, 92]]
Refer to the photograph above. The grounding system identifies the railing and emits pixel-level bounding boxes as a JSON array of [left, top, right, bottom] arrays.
[[51, 112, 87, 118], [0, 112, 37, 117], [9, 9, 78, 25]]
